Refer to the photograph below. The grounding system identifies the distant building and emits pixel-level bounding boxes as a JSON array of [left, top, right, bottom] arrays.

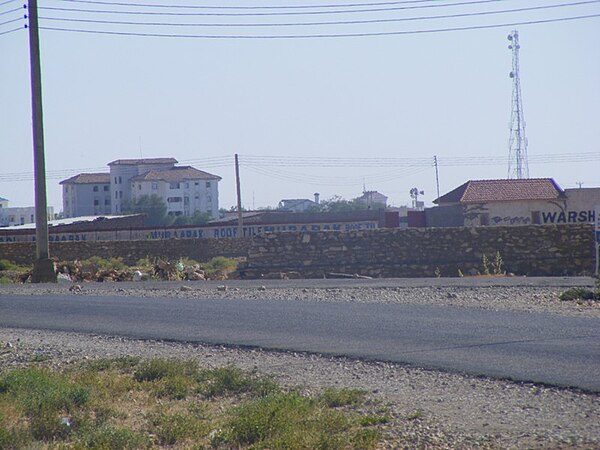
[[130, 166, 221, 218], [60, 173, 111, 218], [278, 193, 320, 213], [426, 178, 599, 227], [61, 157, 222, 219], [0, 197, 53, 227], [108, 158, 178, 215], [355, 191, 388, 209]]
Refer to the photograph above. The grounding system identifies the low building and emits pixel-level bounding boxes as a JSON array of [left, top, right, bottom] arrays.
[[355, 190, 388, 209], [426, 178, 599, 227], [130, 166, 221, 218], [60, 173, 111, 218], [0, 197, 54, 227]]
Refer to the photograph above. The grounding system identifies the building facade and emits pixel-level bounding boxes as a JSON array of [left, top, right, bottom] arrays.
[[60, 173, 111, 218], [61, 158, 221, 219], [427, 179, 599, 227], [130, 166, 221, 218], [0, 197, 54, 227]]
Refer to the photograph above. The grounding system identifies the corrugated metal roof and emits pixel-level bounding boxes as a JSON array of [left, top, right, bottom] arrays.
[[59, 173, 110, 185], [108, 158, 178, 166], [434, 178, 564, 204], [130, 166, 221, 183]]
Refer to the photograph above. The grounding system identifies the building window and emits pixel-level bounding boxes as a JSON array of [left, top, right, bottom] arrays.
[[65, 186, 69, 192], [105, 199, 110, 206], [114, 177, 118, 184], [184, 196, 189, 206], [195, 182, 199, 186], [138, 184, 142, 190], [152, 182, 158, 190], [30, 215, 34, 222], [119, 191, 123, 199], [480, 213, 489, 226], [93, 186, 98, 192], [94, 200, 99, 206], [206, 181, 211, 188], [184, 182, 189, 189], [531, 211, 541, 224], [115, 191, 118, 199], [104, 185, 109, 191], [167, 197, 182, 203], [118, 176, 122, 184], [170, 182, 180, 189]]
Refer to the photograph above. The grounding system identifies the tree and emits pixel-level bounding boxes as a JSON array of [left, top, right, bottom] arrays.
[[122, 194, 169, 226], [316, 195, 384, 213]]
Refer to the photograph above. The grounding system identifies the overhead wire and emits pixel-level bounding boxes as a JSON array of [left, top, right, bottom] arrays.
[[55, 0, 462, 10], [37, 1, 600, 28], [0, 6, 23, 16], [0, 25, 23, 35], [39, 0, 517, 17], [37, 13, 600, 38]]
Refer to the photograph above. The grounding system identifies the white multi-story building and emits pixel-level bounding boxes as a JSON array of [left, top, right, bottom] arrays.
[[0, 197, 54, 227], [108, 158, 178, 214], [60, 157, 221, 219], [60, 173, 111, 218], [130, 166, 221, 218]]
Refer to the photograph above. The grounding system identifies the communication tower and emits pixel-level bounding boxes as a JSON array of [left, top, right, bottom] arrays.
[[507, 30, 529, 179]]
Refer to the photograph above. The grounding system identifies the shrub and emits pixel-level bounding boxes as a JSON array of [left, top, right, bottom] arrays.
[[147, 411, 208, 446], [559, 287, 598, 301], [319, 388, 366, 407], [0, 259, 19, 271], [74, 426, 152, 449], [203, 256, 237, 278], [134, 359, 198, 383], [197, 366, 278, 399]]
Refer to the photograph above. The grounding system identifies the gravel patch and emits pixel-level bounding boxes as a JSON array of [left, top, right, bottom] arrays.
[[1, 279, 599, 448]]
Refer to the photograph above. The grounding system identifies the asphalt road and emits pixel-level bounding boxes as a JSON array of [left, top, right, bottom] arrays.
[[1, 294, 599, 392]]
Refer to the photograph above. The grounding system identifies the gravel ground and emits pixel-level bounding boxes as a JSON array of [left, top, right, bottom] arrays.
[[1, 279, 599, 448]]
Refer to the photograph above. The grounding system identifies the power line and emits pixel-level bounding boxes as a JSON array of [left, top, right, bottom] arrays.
[[37, 1, 600, 28], [0, 16, 25, 27], [39, 0, 516, 17], [0, 25, 22, 34], [56, 0, 460, 9], [38, 13, 600, 38], [0, 6, 23, 16]]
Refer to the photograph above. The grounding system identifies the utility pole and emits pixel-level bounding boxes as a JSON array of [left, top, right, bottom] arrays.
[[433, 155, 440, 200], [234, 154, 243, 238], [507, 30, 529, 179], [28, 0, 55, 282]]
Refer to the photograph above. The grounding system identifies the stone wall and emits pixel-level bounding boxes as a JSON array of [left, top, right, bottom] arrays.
[[0, 238, 251, 266], [240, 224, 595, 278]]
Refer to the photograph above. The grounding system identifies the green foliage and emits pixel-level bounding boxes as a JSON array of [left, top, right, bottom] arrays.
[[559, 287, 598, 301], [216, 391, 375, 449], [196, 366, 278, 399], [147, 411, 208, 446], [492, 251, 504, 275], [171, 210, 212, 226], [0, 277, 12, 285], [74, 426, 152, 449], [122, 194, 169, 226], [0, 367, 89, 440], [481, 254, 491, 276], [0, 358, 384, 449], [0, 259, 19, 271], [319, 388, 366, 407], [313, 195, 385, 213], [79, 256, 127, 273], [134, 358, 198, 382], [202, 256, 237, 278]]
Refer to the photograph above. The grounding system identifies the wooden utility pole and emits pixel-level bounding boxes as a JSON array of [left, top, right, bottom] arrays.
[[28, 0, 55, 282], [234, 154, 243, 238]]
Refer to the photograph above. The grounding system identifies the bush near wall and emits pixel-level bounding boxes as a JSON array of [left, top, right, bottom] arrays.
[[0, 238, 251, 266]]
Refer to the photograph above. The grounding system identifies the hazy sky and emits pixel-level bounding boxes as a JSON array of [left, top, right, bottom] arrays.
[[1, 0, 599, 212]]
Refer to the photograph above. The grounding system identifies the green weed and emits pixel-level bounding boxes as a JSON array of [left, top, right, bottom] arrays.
[[559, 287, 598, 301], [197, 366, 278, 399], [319, 387, 366, 407]]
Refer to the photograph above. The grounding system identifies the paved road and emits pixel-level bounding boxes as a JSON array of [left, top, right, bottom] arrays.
[[1, 294, 599, 391]]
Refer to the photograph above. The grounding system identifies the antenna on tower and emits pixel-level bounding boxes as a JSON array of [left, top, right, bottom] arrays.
[[507, 30, 529, 179]]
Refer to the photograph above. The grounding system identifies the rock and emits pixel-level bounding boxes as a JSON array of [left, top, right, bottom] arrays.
[[258, 286, 267, 291], [180, 285, 193, 292], [69, 284, 82, 293], [133, 270, 144, 281], [217, 285, 228, 292], [57, 273, 72, 283]]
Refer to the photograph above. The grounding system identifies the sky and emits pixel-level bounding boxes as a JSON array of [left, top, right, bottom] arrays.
[[1, 0, 599, 212]]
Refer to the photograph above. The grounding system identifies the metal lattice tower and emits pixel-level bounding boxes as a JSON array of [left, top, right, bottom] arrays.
[[507, 30, 529, 179]]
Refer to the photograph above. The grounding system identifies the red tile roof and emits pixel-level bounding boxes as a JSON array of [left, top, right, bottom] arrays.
[[434, 178, 564, 204], [131, 166, 221, 183], [108, 158, 177, 166], [60, 173, 110, 185]]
